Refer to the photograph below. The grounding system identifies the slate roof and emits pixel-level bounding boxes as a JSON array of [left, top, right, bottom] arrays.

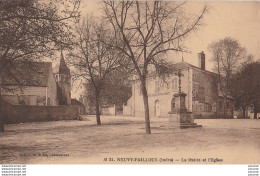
[[166, 61, 218, 76], [53, 51, 70, 75], [0, 62, 52, 87], [143, 61, 217, 79]]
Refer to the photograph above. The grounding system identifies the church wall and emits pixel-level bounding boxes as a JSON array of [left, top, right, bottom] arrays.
[[2, 72, 59, 106], [56, 75, 71, 105], [47, 64, 58, 106], [1, 86, 47, 105]]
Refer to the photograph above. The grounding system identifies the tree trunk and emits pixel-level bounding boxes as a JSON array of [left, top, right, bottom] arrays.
[[223, 96, 227, 118], [0, 122, 4, 132], [141, 80, 151, 134], [242, 107, 246, 119], [253, 103, 257, 119], [0, 87, 4, 132], [95, 91, 101, 125]]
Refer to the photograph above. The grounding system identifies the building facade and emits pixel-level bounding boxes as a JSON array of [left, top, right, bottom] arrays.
[[126, 52, 233, 118], [0, 53, 71, 106]]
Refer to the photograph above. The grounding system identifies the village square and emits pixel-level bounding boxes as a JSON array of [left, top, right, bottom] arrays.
[[0, 0, 260, 164]]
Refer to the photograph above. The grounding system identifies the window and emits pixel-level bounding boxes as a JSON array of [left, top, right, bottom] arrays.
[[172, 77, 178, 91], [226, 101, 230, 109], [205, 103, 212, 112], [200, 104, 204, 111], [218, 101, 223, 110]]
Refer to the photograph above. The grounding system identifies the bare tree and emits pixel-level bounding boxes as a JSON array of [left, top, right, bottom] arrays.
[[102, 1, 207, 134], [68, 16, 125, 125], [208, 37, 253, 117], [0, 0, 80, 132]]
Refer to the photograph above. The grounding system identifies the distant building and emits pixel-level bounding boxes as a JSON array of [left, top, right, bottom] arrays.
[[71, 98, 85, 115], [0, 52, 71, 106], [79, 94, 95, 115], [125, 51, 233, 118]]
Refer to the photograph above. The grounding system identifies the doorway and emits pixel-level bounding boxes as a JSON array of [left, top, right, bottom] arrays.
[[155, 100, 160, 117]]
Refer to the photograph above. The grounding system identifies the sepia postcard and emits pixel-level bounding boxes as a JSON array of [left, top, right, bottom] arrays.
[[0, 0, 259, 167]]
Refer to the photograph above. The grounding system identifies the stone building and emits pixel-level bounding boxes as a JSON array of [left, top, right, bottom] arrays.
[[0, 52, 71, 106], [125, 52, 233, 118]]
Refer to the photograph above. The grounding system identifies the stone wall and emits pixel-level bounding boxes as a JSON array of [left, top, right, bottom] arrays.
[[2, 101, 79, 124]]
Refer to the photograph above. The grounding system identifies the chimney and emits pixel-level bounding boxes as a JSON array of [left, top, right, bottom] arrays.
[[198, 51, 205, 70]]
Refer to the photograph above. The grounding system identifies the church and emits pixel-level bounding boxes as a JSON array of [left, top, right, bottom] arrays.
[[125, 52, 234, 119], [0, 52, 71, 106]]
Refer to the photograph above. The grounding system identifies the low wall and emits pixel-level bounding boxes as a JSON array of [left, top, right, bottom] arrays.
[[2, 101, 79, 124], [193, 111, 233, 119], [78, 105, 85, 115]]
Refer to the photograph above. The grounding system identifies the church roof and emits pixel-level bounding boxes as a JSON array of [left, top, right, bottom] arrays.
[[0, 62, 52, 87], [53, 51, 70, 75]]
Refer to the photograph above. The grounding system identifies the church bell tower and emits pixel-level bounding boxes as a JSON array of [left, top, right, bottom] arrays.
[[53, 51, 71, 105]]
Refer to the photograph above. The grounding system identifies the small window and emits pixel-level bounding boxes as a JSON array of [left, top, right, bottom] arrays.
[[226, 101, 230, 109], [219, 101, 223, 110]]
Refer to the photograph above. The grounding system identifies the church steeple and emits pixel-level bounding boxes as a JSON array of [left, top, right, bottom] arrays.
[[53, 50, 71, 105], [60, 50, 66, 66], [53, 50, 70, 76]]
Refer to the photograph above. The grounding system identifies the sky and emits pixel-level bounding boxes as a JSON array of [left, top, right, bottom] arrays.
[[183, 1, 260, 71], [71, 1, 260, 98], [80, 1, 260, 71]]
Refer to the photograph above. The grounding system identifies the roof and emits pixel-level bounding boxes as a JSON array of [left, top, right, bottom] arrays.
[[168, 61, 217, 76], [133, 61, 218, 81], [53, 51, 70, 75], [0, 62, 52, 87], [71, 99, 84, 106]]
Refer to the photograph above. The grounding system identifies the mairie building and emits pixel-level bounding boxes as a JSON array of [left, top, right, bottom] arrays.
[[124, 52, 233, 119]]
